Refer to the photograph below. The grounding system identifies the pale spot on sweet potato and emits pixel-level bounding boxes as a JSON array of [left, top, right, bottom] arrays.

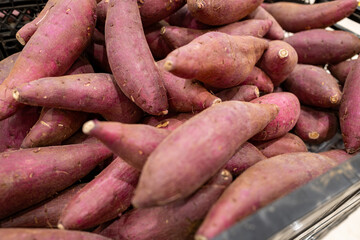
[[33, 148, 41, 153], [308, 132, 319, 139], [138, 150, 143, 155], [40, 121, 51, 128]]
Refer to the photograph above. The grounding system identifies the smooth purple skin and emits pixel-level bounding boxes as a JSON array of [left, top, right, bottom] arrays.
[[225, 142, 266, 177], [247, 6, 284, 40], [216, 85, 259, 102], [105, 0, 168, 115], [258, 40, 298, 87], [66, 56, 94, 75], [0, 184, 85, 228], [143, 112, 196, 131], [240, 66, 274, 93], [252, 133, 308, 158], [92, 28, 105, 45], [294, 106, 338, 145], [0, 52, 20, 84], [0, 143, 113, 219], [284, 64, 342, 108], [58, 157, 140, 230], [328, 59, 357, 85], [84, 120, 170, 170], [100, 170, 232, 240], [62, 131, 98, 145], [284, 29, 360, 65], [340, 57, 360, 153], [96, 0, 108, 33], [13, 73, 143, 123], [167, 5, 211, 29], [144, 22, 173, 60], [250, 92, 301, 141], [0, 0, 97, 120], [0, 228, 111, 240], [132, 101, 279, 208], [85, 43, 112, 73], [319, 149, 353, 163], [0, 105, 40, 152], [262, 0, 358, 33]]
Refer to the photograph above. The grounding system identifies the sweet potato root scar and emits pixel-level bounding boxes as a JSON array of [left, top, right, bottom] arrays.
[[57, 223, 65, 230], [156, 121, 169, 128], [195, 0, 206, 9], [330, 95, 339, 104], [308, 132, 319, 139], [16, 33, 26, 46], [12, 90, 20, 101], [161, 110, 169, 115], [212, 98, 222, 105], [82, 120, 96, 134], [278, 49, 289, 59], [163, 60, 174, 71], [160, 26, 166, 35], [255, 87, 260, 97], [195, 235, 208, 240]]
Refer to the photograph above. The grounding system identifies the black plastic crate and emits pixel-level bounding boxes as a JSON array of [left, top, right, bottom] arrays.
[[0, 0, 47, 60]]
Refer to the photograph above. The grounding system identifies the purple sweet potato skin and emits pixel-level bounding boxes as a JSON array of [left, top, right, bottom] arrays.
[[0, 52, 20, 84], [252, 133, 308, 158], [262, 0, 358, 33], [143, 112, 196, 131], [247, 6, 284, 40], [167, 5, 210, 29], [284, 29, 360, 65], [132, 101, 279, 208], [258, 40, 298, 87], [164, 32, 269, 88], [58, 157, 140, 230], [187, 0, 263, 26], [195, 152, 341, 239], [250, 92, 300, 141], [0, 184, 85, 228], [0, 228, 111, 240], [105, 0, 168, 115], [340, 57, 360, 153], [328, 59, 356, 85], [225, 142, 266, 177], [14, 73, 143, 123], [294, 107, 338, 144], [284, 64, 342, 108], [85, 42, 112, 73], [100, 170, 232, 240], [85, 120, 170, 170], [0, 143, 112, 219], [144, 22, 172, 60], [319, 150, 353, 163], [0, 0, 97, 120], [240, 66, 274, 93], [216, 85, 259, 102]]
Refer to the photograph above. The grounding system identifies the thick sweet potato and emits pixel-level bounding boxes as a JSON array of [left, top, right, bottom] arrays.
[[240, 67, 274, 93], [13, 73, 143, 123], [83, 120, 170, 170], [262, 0, 358, 33], [163, 32, 268, 88], [105, 0, 168, 115], [100, 170, 232, 240], [250, 92, 300, 141], [132, 101, 279, 208], [328, 59, 356, 85], [216, 85, 259, 102], [0, 143, 112, 219], [187, 0, 263, 26], [145, 22, 172, 60], [0, 184, 85, 228], [340, 57, 360, 153], [284, 29, 360, 65], [284, 64, 342, 108], [195, 152, 344, 239], [0, 0, 97, 120], [0, 52, 20, 84], [258, 40, 298, 86], [58, 157, 140, 230], [252, 133, 307, 158], [294, 107, 338, 144]]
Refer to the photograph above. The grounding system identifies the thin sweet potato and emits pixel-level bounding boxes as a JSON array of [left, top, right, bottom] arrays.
[[240, 66, 274, 93], [328, 59, 356, 85], [132, 101, 279, 208], [216, 85, 259, 102], [163, 32, 268, 88]]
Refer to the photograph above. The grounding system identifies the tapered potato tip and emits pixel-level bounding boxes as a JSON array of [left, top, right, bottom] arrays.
[[163, 60, 174, 71], [57, 223, 65, 230], [82, 120, 96, 134], [278, 49, 289, 59], [308, 132, 320, 139], [161, 110, 169, 115], [255, 87, 260, 97], [16, 32, 26, 46], [212, 98, 222, 105], [195, 235, 208, 240], [160, 26, 166, 35], [12, 89, 20, 101]]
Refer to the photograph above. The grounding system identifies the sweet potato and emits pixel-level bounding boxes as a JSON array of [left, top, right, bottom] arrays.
[[195, 152, 344, 239], [58, 157, 140, 230], [224, 142, 266, 177], [216, 85, 259, 102], [145, 22, 172, 60], [0, 0, 97, 120], [247, 6, 284, 40], [294, 106, 338, 144], [143, 112, 196, 131], [328, 59, 356, 85], [284, 64, 342, 108], [92, 28, 105, 45], [284, 29, 360, 65], [319, 149, 353, 162], [340, 57, 360, 153], [85, 43, 112, 73], [105, 0, 168, 115], [252, 133, 308, 158], [163, 32, 268, 88], [95, 0, 108, 33], [239, 67, 274, 93], [258, 40, 298, 87], [83, 120, 170, 170], [0, 228, 111, 240], [12, 73, 143, 123], [0, 52, 20, 84], [0, 184, 85, 228], [132, 101, 279, 208], [166, 5, 210, 29], [62, 131, 98, 145], [187, 0, 263, 26], [262, 0, 358, 33], [250, 92, 300, 141], [0, 143, 112, 219], [100, 170, 232, 240]]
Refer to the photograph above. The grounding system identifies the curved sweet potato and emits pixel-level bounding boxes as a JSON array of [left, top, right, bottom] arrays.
[[328, 59, 356, 85]]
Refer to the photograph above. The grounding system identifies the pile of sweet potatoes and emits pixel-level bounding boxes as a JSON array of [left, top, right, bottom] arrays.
[[0, 0, 359, 239]]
